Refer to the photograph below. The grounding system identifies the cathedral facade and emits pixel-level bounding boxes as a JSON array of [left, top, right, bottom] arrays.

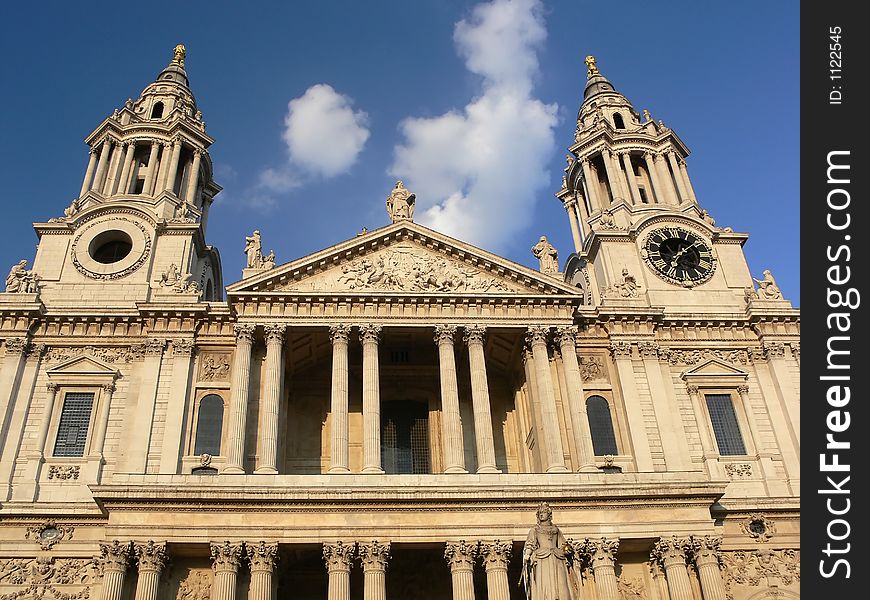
[[0, 47, 800, 599]]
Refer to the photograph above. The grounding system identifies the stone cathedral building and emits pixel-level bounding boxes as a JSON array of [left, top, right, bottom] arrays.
[[0, 48, 799, 600]]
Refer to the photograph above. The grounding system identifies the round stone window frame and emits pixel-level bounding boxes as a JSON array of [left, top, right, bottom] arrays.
[[71, 217, 152, 280]]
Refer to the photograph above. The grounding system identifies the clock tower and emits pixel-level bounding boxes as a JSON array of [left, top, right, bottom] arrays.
[[558, 56, 784, 314]]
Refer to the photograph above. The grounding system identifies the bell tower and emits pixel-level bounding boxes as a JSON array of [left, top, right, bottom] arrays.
[[28, 45, 223, 306], [558, 56, 788, 313]]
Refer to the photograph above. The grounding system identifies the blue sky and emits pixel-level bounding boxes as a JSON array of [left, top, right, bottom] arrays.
[[0, 1, 799, 305]]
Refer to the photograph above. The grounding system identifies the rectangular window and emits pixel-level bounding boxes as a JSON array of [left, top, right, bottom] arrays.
[[705, 393, 747, 455], [52, 392, 95, 457]]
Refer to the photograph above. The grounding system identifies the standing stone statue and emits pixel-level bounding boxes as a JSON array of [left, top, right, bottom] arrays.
[[244, 230, 262, 268], [521, 503, 577, 599], [386, 180, 416, 222], [532, 236, 559, 274]]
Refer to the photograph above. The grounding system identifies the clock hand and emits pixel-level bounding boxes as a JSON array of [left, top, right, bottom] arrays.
[[670, 241, 700, 266]]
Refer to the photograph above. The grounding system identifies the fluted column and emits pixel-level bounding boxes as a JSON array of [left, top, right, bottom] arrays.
[[142, 140, 161, 195], [133, 541, 167, 600], [464, 326, 499, 473], [642, 152, 665, 204], [480, 541, 511, 600], [666, 152, 690, 204], [652, 536, 693, 600], [118, 140, 137, 195], [586, 538, 620, 600], [359, 541, 390, 600], [563, 197, 583, 252], [609, 342, 654, 470], [102, 140, 124, 194], [256, 324, 285, 474], [686, 384, 720, 477], [526, 327, 568, 473], [554, 327, 596, 472], [99, 541, 131, 600], [210, 542, 243, 600], [653, 153, 678, 205], [445, 541, 477, 600], [620, 152, 642, 205], [164, 138, 183, 193], [155, 141, 172, 192], [80, 147, 99, 197], [328, 324, 352, 473], [224, 325, 255, 474], [580, 158, 602, 211], [93, 138, 114, 193], [247, 541, 279, 600], [601, 150, 625, 203], [435, 325, 466, 473], [185, 148, 203, 203], [677, 157, 697, 203], [360, 325, 384, 473], [324, 542, 355, 600], [35, 383, 59, 457], [691, 536, 726, 600]]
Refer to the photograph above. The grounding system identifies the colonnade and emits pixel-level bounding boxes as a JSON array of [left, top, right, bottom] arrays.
[[80, 136, 203, 203], [223, 323, 597, 475]]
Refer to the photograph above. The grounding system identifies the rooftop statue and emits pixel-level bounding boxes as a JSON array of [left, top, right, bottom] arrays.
[[386, 180, 416, 223]]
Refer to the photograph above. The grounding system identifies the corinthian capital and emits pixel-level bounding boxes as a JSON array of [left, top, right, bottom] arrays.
[[233, 324, 256, 344], [553, 325, 578, 348], [479, 540, 512, 570], [434, 324, 457, 346], [263, 323, 286, 345], [210, 541, 243, 573], [358, 324, 382, 344], [444, 540, 477, 571], [329, 324, 351, 344], [689, 535, 722, 566], [358, 540, 391, 571], [323, 541, 355, 572], [609, 341, 633, 358], [99, 540, 132, 573], [637, 341, 660, 358], [586, 537, 620, 567], [463, 325, 486, 346], [135, 540, 168, 573], [247, 541, 279, 573], [525, 326, 550, 347], [651, 536, 691, 568]]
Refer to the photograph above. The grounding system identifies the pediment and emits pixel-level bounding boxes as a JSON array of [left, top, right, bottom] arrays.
[[681, 357, 748, 379], [227, 222, 582, 297], [46, 355, 120, 378]]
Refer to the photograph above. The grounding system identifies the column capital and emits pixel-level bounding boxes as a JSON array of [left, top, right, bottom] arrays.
[[263, 323, 287, 345], [247, 541, 279, 573], [689, 535, 722, 567], [479, 540, 511, 571], [171, 338, 196, 357], [686, 384, 700, 395], [762, 341, 787, 358], [323, 541, 356, 572], [525, 325, 550, 347], [609, 341, 633, 358], [46, 382, 60, 393], [233, 324, 256, 344], [563, 196, 578, 210], [444, 540, 477, 572], [584, 537, 620, 567], [651, 536, 691, 568], [134, 540, 168, 573], [89, 145, 100, 156], [463, 324, 486, 346], [329, 323, 352, 344], [737, 383, 750, 394], [434, 324, 458, 346], [210, 541, 243, 574], [143, 338, 167, 357], [637, 341, 660, 359], [553, 325, 578, 348], [3, 337, 29, 356], [99, 540, 132, 573], [358, 324, 382, 344], [358, 540, 391, 571]]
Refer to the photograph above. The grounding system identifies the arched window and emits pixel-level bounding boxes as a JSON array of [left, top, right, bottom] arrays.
[[381, 401, 430, 474], [586, 395, 618, 455], [705, 394, 747, 455], [150, 101, 165, 119], [613, 112, 626, 129], [194, 394, 224, 456]]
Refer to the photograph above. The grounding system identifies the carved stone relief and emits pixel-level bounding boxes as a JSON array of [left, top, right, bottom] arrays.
[[741, 514, 776, 543], [0, 556, 95, 595], [44, 345, 144, 364], [617, 575, 647, 600], [578, 355, 606, 381], [177, 570, 211, 600], [47, 465, 80, 481], [199, 353, 231, 381], [721, 549, 799, 590], [25, 520, 74, 550], [658, 348, 750, 366]]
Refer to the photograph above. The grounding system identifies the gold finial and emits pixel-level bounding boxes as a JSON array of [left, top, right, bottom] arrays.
[[585, 55, 599, 78], [172, 44, 186, 67]]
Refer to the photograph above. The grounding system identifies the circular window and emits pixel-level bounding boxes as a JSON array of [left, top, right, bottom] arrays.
[[89, 230, 133, 264]]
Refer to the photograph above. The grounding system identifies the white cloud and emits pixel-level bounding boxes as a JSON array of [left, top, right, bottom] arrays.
[[283, 84, 370, 178], [389, 0, 558, 252]]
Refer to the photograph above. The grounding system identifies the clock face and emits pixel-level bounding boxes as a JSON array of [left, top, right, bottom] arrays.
[[642, 227, 715, 286]]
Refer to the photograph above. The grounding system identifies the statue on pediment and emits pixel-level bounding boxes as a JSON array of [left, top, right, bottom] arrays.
[[5, 260, 39, 294], [244, 230, 262, 268], [386, 180, 415, 222], [532, 236, 559, 274], [753, 269, 782, 300]]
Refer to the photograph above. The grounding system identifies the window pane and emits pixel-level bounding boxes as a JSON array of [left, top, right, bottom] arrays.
[[194, 394, 224, 456], [53, 392, 94, 457], [381, 401, 430, 474], [586, 396, 618, 455], [706, 394, 747, 455]]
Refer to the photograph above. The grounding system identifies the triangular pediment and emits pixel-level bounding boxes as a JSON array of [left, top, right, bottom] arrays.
[[46, 355, 120, 377], [227, 222, 582, 297], [682, 357, 748, 378]]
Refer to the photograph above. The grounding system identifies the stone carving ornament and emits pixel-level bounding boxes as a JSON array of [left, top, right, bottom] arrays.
[[603, 268, 641, 299], [741, 514, 776, 542], [720, 549, 799, 588], [725, 463, 753, 479], [200, 353, 231, 381], [4, 260, 40, 294], [177, 571, 211, 600], [44, 345, 144, 364], [658, 347, 750, 366], [578, 355, 605, 380], [158, 263, 202, 294], [25, 520, 74, 550], [47, 465, 80, 481], [0, 557, 95, 592]]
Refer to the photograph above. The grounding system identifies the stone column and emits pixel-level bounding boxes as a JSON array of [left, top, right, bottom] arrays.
[[620, 152, 642, 205], [435, 325, 467, 473], [185, 149, 203, 204], [445, 541, 477, 600], [159, 340, 195, 474], [666, 152, 690, 203], [464, 326, 499, 473], [360, 325, 384, 473], [93, 138, 114, 193], [80, 147, 99, 197], [526, 327, 568, 473], [91, 382, 115, 460], [586, 538, 620, 600], [601, 150, 624, 203], [224, 325, 255, 474], [164, 137, 183, 194], [653, 153, 678, 205], [328, 324, 352, 473], [104, 141, 125, 195], [99, 541, 131, 600], [133, 541, 167, 600], [359, 541, 390, 600], [651, 536, 693, 600], [554, 327, 596, 472], [34, 383, 59, 458], [126, 339, 166, 474], [256, 324, 285, 474], [563, 197, 583, 252], [691, 536, 726, 600], [479, 541, 511, 600], [643, 152, 665, 204], [324, 542, 355, 600], [0, 339, 28, 448], [118, 140, 137, 195], [638, 341, 691, 471], [609, 342, 654, 471], [210, 542, 243, 600], [762, 342, 800, 451], [735, 383, 779, 487], [580, 158, 602, 211], [677, 157, 698, 203], [142, 140, 161, 195], [156, 141, 172, 192], [686, 384, 720, 477], [247, 541, 279, 600]]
